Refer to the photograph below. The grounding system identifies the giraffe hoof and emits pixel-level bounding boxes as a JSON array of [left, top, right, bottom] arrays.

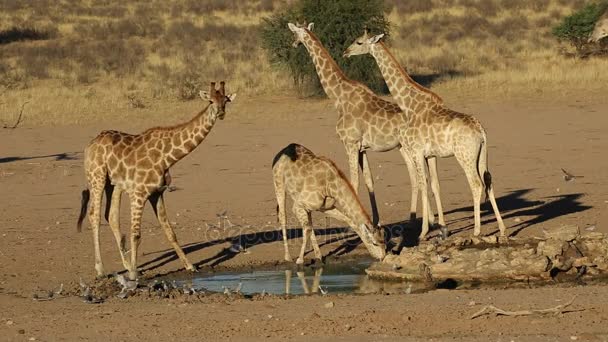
[[295, 257, 304, 265], [186, 265, 197, 272]]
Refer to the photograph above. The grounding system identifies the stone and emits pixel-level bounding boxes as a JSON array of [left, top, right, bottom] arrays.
[[543, 224, 579, 241], [324, 301, 334, 308]]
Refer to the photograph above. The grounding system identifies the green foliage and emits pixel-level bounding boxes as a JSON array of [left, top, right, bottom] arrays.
[[552, 0, 608, 54], [260, 0, 390, 95]]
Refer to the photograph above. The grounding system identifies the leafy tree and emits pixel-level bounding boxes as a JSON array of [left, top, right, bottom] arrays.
[[552, 0, 608, 55], [260, 0, 390, 95]]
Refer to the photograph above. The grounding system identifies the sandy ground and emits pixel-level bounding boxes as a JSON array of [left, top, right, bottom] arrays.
[[1, 93, 608, 341]]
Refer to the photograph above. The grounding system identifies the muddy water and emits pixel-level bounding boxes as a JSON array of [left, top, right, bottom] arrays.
[[170, 259, 434, 295]]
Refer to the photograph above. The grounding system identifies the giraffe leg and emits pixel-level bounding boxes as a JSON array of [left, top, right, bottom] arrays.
[[107, 186, 130, 271], [423, 159, 436, 225], [427, 157, 445, 227], [297, 271, 310, 294], [399, 147, 419, 223], [273, 166, 291, 261], [457, 156, 484, 237], [414, 155, 431, 240], [293, 204, 312, 265], [344, 142, 361, 194], [88, 182, 105, 278], [149, 192, 196, 272], [127, 195, 146, 280], [359, 151, 379, 225]]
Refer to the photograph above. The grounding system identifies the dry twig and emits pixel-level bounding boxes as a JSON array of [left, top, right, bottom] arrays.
[[3, 101, 29, 129], [470, 296, 581, 319]]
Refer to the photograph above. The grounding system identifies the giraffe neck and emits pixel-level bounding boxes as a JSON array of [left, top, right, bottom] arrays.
[[333, 176, 373, 228], [370, 42, 442, 114], [161, 104, 217, 169], [300, 31, 350, 99]]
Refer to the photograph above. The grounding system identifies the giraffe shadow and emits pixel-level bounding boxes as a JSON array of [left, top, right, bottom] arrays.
[[386, 189, 592, 252], [138, 226, 355, 273], [0, 152, 81, 164]]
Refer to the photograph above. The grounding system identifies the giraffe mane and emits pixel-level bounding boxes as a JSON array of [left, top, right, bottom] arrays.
[[378, 41, 443, 104], [141, 103, 212, 134]]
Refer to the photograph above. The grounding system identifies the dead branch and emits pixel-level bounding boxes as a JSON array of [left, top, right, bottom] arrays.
[[3, 101, 29, 129], [470, 296, 582, 319]]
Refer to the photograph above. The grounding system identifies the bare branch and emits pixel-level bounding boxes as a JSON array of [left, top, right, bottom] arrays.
[[470, 296, 581, 319], [3, 101, 29, 129]]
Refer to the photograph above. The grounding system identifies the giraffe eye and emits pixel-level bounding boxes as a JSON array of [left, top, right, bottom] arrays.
[[356, 41, 363, 45]]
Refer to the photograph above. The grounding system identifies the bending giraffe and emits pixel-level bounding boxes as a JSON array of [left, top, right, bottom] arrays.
[[288, 22, 445, 228], [344, 31, 506, 239], [77, 82, 236, 280], [272, 143, 385, 264]]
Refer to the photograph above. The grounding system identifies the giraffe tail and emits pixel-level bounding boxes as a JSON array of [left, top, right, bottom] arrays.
[[77, 189, 90, 232], [477, 135, 491, 203]]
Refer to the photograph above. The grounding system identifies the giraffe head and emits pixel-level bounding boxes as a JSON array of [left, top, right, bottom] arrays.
[[342, 29, 385, 58], [199, 81, 236, 120], [589, 17, 608, 43], [287, 22, 314, 48], [358, 223, 386, 260]]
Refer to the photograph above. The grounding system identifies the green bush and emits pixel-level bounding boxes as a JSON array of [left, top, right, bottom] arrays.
[[552, 0, 608, 54], [260, 0, 390, 96]]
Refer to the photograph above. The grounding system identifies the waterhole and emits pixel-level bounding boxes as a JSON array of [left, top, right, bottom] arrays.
[[168, 259, 434, 295]]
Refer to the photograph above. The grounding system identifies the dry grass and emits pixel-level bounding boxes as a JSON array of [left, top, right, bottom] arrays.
[[0, 0, 607, 125]]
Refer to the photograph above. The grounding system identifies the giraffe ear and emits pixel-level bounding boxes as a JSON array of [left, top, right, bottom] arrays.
[[307, 22, 314, 31], [368, 33, 385, 44], [227, 93, 237, 102], [288, 23, 298, 32], [199, 91, 211, 101]]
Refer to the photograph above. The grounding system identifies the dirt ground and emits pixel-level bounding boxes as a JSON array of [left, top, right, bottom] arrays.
[[1, 93, 608, 341]]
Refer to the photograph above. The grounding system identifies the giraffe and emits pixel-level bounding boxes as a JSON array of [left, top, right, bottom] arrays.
[[76, 81, 236, 280], [287, 22, 445, 230], [272, 143, 385, 264], [589, 8, 608, 43], [344, 30, 506, 239]]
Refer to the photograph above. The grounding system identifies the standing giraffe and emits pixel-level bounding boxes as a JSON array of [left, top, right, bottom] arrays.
[[272, 143, 385, 264], [344, 31, 506, 239], [77, 82, 236, 280], [287, 22, 445, 229]]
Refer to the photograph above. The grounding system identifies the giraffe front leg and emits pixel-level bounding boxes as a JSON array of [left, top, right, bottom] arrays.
[[293, 204, 312, 265], [128, 196, 146, 280], [427, 157, 445, 227], [88, 186, 105, 278], [359, 151, 379, 225], [150, 192, 196, 272], [107, 186, 130, 271], [399, 148, 418, 222], [414, 155, 431, 240], [344, 142, 361, 194]]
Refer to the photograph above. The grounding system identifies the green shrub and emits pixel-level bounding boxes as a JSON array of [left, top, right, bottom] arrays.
[[260, 0, 390, 95], [552, 0, 608, 54]]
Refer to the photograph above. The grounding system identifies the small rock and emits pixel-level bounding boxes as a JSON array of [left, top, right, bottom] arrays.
[[29, 338, 36, 341], [585, 225, 596, 231], [6, 320, 13, 325], [514, 217, 522, 223], [244, 319, 249, 323], [468, 301, 476, 306], [267, 315, 273, 319], [345, 324, 352, 331], [324, 301, 335, 308], [570, 336, 578, 341], [300, 332, 305, 336], [18, 329, 25, 334]]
